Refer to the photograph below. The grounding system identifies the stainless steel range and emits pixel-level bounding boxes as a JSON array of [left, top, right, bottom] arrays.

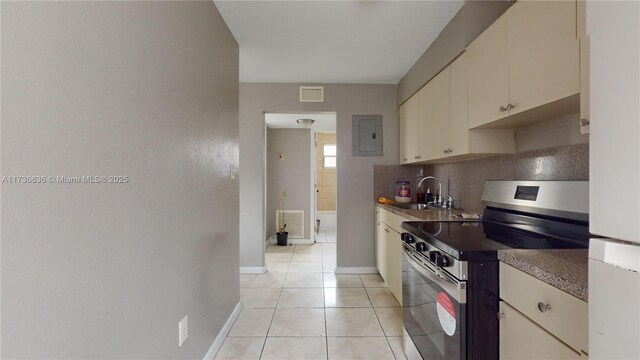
[[401, 181, 590, 360]]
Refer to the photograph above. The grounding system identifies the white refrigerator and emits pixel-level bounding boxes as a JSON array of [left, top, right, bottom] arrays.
[[587, 1, 640, 359]]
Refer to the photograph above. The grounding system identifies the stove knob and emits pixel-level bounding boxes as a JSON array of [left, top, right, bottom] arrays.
[[401, 233, 415, 244], [415, 242, 428, 252], [429, 251, 441, 262], [436, 254, 451, 268]]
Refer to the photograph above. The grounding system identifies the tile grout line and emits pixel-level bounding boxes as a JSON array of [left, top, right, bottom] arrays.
[[258, 244, 295, 359], [366, 275, 398, 359], [321, 242, 330, 360]]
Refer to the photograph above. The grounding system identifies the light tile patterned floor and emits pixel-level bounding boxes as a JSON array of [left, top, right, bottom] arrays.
[[315, 228, 337, 243], [217, 242, 406, 360]]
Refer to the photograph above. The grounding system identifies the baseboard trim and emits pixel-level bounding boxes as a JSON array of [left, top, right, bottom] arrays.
[[203, 301, 242, 360], [239, 266, 267, 274], [334, 266, 379, 275]]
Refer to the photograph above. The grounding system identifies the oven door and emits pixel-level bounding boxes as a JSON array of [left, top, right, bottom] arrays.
[[403, 246, 466, 360]]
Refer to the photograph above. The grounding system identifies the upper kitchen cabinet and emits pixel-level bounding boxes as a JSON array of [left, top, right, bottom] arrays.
[[506, 0, 579, 116], [468, 0, 580, 129], [399, 94, 419, 164], [467, 16, 509, 129], [419, 66, 450, 161], [398, 53, 515, 165], [449, 53, 515, 160]]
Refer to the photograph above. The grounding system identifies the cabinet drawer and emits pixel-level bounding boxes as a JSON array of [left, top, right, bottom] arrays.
[[500, 301, 584, 359], [378, 207, 405, 233], [500, 262, 588, 353]]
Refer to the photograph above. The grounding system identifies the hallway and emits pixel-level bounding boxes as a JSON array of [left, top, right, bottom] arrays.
[[216, 243, 405, 359]]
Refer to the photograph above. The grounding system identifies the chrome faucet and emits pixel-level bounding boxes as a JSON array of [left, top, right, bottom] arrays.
[[417, 176, 442, 206], [444, 194, 455, 209]]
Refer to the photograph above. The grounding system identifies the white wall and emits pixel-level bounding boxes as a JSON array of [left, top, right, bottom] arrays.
[[1, 2, 239, 358], [266, 129, 312, 239], [240, 83, 398, 269]]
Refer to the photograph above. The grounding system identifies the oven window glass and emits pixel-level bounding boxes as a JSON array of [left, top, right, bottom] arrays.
[[403, 253, 465, 360]]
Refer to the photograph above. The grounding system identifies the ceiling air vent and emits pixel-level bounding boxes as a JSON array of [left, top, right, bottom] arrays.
[[299, 86, 324, 103]]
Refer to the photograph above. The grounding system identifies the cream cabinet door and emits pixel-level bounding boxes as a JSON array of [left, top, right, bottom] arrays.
[[376, 221, 388, 280], [500, 301, 583, 360], [449, 53, 469, 156], [399, 95, 419, 164], [386, 228, 402, 304], [419, 67, 450, 161], [467, 16, 509, 129], [506, 0, 579, 115]]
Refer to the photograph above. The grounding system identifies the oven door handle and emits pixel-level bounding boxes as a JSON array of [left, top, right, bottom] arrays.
[[404, 248, 466, 304]]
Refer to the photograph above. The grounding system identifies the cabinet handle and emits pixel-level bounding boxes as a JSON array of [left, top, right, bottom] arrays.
[[448, 148, 453, 154], [443, 149, 447, 154], [537, 302, 551, 313], [417, 155, 421, 159], [403, 158, 407, 162], [500, 105, 507, 112], [508, 103, 517, 110], [384, 227, 390, 233], [497, 312, 506, 319], [579, 118, 590, 126]]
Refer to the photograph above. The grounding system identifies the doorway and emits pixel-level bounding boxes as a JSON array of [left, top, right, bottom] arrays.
[[315, 132, 337, 242], [264, 112, 337, 245]]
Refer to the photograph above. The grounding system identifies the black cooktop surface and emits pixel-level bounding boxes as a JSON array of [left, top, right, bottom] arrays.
[[402, 213, 589, 261]]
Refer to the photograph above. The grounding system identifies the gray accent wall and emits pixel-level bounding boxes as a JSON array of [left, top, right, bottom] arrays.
[[397, 0, 514, 105], [267, 129, 312, 239], [240, 83, 398, 269], [1, 2, 239, 358]]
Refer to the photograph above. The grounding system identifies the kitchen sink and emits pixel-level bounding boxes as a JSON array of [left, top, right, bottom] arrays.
[[391, 203, 444, 211]]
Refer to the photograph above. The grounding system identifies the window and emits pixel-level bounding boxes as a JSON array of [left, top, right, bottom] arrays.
[[323, 144, 336, 168]]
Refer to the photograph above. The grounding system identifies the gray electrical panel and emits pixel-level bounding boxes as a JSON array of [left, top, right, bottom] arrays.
[[352, 115, 383, 156]]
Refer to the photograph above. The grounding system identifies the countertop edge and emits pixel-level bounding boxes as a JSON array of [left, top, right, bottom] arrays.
[[498, 250, 589, 302], [376, 203, 588, 302], [375, 202, 467, 222]]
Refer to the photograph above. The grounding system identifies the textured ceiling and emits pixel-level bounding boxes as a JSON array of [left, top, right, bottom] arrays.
[[215, 1, 463, 83]]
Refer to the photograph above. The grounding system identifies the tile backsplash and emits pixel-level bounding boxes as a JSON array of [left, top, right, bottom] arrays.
[[373, 165, 423, 200], [374, 143, 588, 212]]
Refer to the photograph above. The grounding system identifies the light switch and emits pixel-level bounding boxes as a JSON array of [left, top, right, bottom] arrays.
[[179, 314, 188, 346]]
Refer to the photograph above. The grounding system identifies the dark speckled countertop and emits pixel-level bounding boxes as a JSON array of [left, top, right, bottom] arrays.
[[376, 202, 588, 302], [498, 249, 589, 302]]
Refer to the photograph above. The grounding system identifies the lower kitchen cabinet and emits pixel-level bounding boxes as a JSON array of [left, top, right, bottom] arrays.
[[385, 227, 402, 303], [499, 301, 585, 360], [499, 262, 589, 359], [375, 219, 388, 281], [374, 206, 404, 303]]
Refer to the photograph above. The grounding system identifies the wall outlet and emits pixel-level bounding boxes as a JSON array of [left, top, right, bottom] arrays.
[[178, 314, 188, 347]]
